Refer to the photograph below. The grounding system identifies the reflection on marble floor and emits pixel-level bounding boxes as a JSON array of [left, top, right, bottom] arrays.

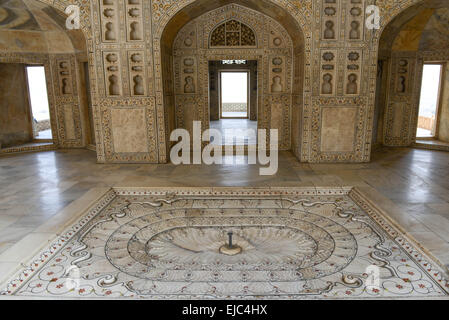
[[1, 187, 448, 299]]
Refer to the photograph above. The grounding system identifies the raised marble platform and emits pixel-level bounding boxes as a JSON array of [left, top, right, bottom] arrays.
[[1, 187, 448, 299]]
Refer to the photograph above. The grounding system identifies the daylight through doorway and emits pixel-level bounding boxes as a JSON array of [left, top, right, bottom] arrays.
[[416, 64, 442, 138], [221, 72, 248, 118], [26, 66, 52, 140]]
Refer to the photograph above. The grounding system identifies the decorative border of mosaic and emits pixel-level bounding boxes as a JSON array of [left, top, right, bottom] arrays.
[[1, 186, 448, 299], [0, 189, 117, 295], [412, 142, 449, 153], [0, 143, 57, 156]]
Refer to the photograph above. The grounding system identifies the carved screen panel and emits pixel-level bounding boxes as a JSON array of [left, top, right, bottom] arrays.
[[210, 20, 256, 47]]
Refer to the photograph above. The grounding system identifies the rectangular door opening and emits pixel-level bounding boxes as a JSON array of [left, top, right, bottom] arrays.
[[416, 64, 442, 139], [26, 66, 52, 141], [209, 61, 258, 147], [220, 71, 248, 119]]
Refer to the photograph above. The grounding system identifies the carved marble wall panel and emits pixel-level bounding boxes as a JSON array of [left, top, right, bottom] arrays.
[[110, 108, 148, 153], [311, 97, 366, 162], [99, 0, 120, 42], [99, 0, 119, 43], [89, 0, 158, 163], [101, 98, 158, 163], [56, 60, 73, 96], [125, 0, 144, 42], [51, 55, 85, 148], [128, 51, 146, 96], [321, 107, 358, 152]]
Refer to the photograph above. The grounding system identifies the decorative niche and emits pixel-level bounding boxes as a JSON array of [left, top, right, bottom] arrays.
[[322, 0, 339, 41], [128, 51, 146, 96], [346, 0, 365, 41], [57, 60, 73, 96], [125, 0, 143, 41], [345, 50, 362, 95], [320, 50, 337, 95], [103, 52, 122, 96]]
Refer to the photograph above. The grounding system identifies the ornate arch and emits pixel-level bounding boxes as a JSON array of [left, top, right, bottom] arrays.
[[153, 0, 312, 39], [0, 0, 95, 151], [169, 4, 297, 152], [35, 0, 93, 40], [33, 0, 103, 158], [157, 0, 310, 162]]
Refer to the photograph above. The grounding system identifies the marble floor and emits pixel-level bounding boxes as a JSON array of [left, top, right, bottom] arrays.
[[0, 147, 449, 287], [209, 119, 257, 145], [2, 187, 447, 298]]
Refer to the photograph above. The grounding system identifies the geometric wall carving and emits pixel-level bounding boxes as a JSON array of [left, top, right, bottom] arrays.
[[320, 50, 337, 95], [171, 4, 295, 150]]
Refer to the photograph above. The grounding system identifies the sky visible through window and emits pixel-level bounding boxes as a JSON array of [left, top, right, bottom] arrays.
[[27, 66, 50, 122]]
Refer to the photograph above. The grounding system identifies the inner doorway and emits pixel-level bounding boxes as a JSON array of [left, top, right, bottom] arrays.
[[209, 60, 258, 146], [221, 71, 248, 118], [26, 66, 52, 141], [416, 64, 443, 139]]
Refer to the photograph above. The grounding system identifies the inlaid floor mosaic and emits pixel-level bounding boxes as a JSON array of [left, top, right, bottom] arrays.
[[1, 187, 448, 299]]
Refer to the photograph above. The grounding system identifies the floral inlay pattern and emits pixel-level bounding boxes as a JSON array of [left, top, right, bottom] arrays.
[[1, 188, 448, 299]]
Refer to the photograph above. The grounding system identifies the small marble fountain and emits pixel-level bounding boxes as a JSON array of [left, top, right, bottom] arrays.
[[219, 231, 242, 256]]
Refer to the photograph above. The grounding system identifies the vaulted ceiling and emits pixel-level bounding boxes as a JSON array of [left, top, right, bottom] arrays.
[[0, 0, 85, 53]]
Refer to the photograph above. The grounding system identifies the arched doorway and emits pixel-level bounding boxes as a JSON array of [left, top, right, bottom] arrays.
[[159, 0, 305, 161], [373, 0, 449, 150]]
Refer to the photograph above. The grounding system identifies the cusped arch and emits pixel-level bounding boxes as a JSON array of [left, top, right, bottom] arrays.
[[154, 0, 311, 41], [157, 0, 310, 162]]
